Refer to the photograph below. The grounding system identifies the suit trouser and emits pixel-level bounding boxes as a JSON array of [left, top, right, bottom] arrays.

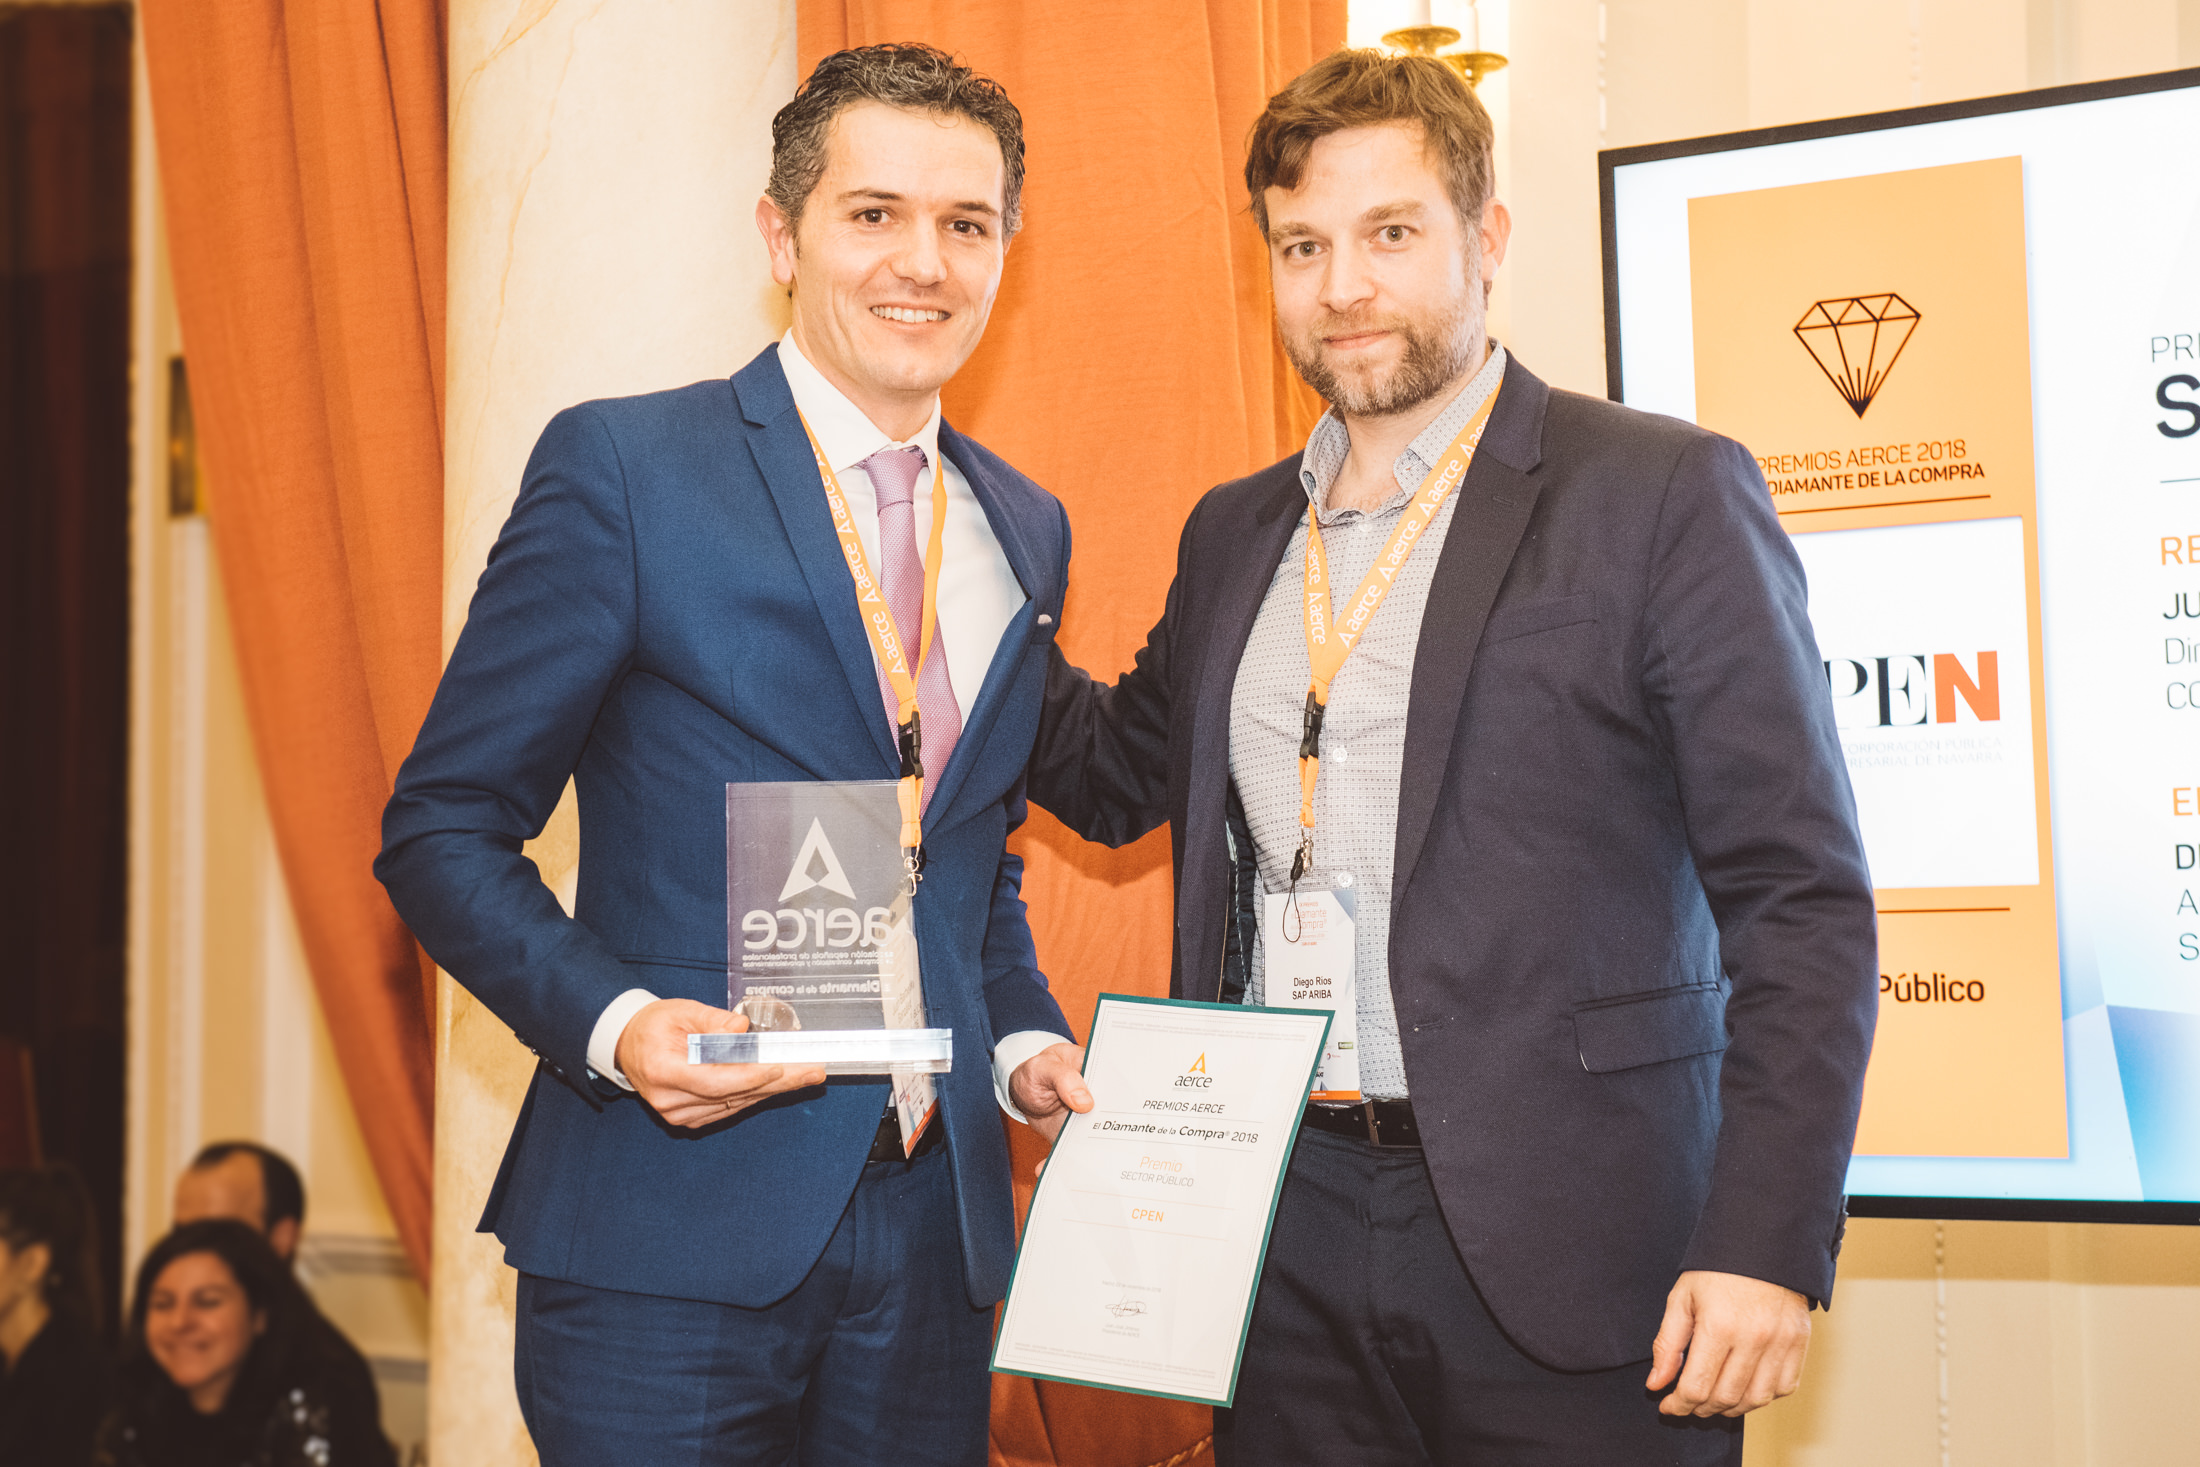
[[513, 1145, 992, 1467], [1214, 1127, 1744, 1467]]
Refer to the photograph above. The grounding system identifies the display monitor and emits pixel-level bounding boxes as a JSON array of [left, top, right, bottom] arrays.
[[1602, 67, 2200, 1222]]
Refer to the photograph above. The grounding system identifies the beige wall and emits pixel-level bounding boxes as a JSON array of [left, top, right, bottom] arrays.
[[124, 25, 429, 1461], [1493, 0, 2191, 394], [1451, 1, 2200, 1462], [434, 2, 798, 1459], [1761, 1219, 2200, 1465]]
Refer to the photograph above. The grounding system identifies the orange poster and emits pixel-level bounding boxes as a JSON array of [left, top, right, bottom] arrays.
[[1689, 157, 2067, 1158]]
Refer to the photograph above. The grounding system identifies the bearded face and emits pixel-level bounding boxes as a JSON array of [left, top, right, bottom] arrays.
[[1262, 122, 1504, 424], [1281, 230, 1482, 418]]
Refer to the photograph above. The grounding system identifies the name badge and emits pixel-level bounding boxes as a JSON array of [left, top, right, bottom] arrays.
[[1260, 876, 1359, 1103]]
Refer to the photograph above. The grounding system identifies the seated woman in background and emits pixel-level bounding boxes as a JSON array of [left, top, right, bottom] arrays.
[[0, 1165, 111, 1467], [96, 1220, 394, 1467]]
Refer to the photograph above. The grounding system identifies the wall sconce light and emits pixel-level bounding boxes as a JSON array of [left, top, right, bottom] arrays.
[[1383, 2, 1507, 90], [167, 356, 202, 518]]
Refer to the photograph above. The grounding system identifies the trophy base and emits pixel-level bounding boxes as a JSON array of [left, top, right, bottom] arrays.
[[688, 1028, 953, 1074]]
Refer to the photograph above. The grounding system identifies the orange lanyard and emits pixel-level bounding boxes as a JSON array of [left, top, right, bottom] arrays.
[[801, 416, 949, 873], [1291, 386, 1500, 883]]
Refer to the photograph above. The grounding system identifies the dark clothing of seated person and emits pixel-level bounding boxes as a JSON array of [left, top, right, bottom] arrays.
[[0, 1165, 113, 1467], [95, 1220, 394, 1467]]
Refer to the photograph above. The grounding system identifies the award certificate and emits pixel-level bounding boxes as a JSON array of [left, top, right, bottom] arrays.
[[990, 995, 1329, 1405]]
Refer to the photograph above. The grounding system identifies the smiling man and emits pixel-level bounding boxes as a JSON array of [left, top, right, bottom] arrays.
[[378, 44, 1091, 1467], [1027, 50, 1878, 1465]]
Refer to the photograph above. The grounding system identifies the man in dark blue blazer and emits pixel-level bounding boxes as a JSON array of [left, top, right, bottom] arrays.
[[377, 46, 1090, 1466], [1024, 53, 1878, 1465]]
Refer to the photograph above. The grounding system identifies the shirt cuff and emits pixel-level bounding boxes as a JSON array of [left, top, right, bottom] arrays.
[[992, 1029, 1069, 1123], [586, 988, 661, 1091]]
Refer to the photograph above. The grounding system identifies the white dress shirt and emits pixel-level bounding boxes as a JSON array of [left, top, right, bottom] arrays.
[[586, 331, 1063, 1118]]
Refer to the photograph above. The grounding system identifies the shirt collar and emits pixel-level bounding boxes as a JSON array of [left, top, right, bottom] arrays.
[[1299, 342, 1508, 522], [779, 329, 945, 479]]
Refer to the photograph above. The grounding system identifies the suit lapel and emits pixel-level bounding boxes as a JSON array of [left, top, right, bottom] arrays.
[[1183, 464, 1308, 931], [735, 346, 899, 773], [941, 423, 1045, 602], [1391, 356, 1552, 908], [922, 425, 1044, 829]]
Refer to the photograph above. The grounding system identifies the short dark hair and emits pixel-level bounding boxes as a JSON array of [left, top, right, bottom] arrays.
[[767, 43, 1026, 237], [0, 1164, 101, 1325], [190, 1141, 304, 1232], [1245, 49, 1497, 237]]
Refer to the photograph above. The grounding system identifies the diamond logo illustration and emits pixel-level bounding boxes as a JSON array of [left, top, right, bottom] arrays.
[[1793, 294, 1921, 417]]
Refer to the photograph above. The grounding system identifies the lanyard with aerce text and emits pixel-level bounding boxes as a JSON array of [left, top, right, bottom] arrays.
[[801, 414, 948, 884], [1291, 385, 1501, 890]]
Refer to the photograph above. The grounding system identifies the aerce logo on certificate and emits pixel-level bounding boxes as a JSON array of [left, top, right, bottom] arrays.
[[990, 995, 1331, 1406]]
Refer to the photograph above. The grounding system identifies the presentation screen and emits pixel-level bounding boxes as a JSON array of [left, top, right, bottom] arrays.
[[1603, 68, 2200, 1222]]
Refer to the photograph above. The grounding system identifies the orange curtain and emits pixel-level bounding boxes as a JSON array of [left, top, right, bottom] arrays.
[[800, 7, 1343, 1465], [139, 2, 446, 1279]]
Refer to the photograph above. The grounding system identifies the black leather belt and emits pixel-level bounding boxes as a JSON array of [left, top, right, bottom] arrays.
[[1302, 1098, 1421, 1148], [868, 1106, 946, 1163]]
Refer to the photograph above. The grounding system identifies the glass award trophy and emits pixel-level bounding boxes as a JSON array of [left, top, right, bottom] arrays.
[[689, 780, 950, 1080]]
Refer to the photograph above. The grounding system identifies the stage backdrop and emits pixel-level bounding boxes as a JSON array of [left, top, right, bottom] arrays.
[[796, 7, 1339, 1465]]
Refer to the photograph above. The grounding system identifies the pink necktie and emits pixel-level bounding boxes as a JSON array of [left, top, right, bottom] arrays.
[[861, 444, 962, 809]]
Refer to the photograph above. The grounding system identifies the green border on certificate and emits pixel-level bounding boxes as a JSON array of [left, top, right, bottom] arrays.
[[989, 993, 1331, 1406]]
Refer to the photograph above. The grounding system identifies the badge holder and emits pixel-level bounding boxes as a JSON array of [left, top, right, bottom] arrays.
[[1260, 871, 1361, 1102]]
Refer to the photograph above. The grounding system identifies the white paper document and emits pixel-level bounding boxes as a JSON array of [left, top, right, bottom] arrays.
[[990, 995, 1330, 1405]]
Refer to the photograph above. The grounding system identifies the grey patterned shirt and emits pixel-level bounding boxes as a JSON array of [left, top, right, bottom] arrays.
[[1229, 345, 1507, 1098]]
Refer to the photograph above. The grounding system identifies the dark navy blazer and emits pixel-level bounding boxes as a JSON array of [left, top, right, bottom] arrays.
[[377, 345, 1073, 1308], [1027, 354, 1879, 1370]]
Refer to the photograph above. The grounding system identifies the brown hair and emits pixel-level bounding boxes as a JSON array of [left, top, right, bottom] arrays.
[[767, 43, 1026, 237], [1244, 50, 1495, 236], [117, 1220, 312, 1431]]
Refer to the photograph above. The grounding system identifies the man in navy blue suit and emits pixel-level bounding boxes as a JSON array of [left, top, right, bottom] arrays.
[[378, 45, 1092, 1466]]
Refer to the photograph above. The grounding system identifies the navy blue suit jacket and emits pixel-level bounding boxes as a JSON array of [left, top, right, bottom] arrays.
[[377, 345, 1073, 1308], [1027, 355, 1879, 1369]]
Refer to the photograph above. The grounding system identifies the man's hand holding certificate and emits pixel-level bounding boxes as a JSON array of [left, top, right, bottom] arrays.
[[1007, 1042, 1097, 1143], [992, 996, 1329, 1406]]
